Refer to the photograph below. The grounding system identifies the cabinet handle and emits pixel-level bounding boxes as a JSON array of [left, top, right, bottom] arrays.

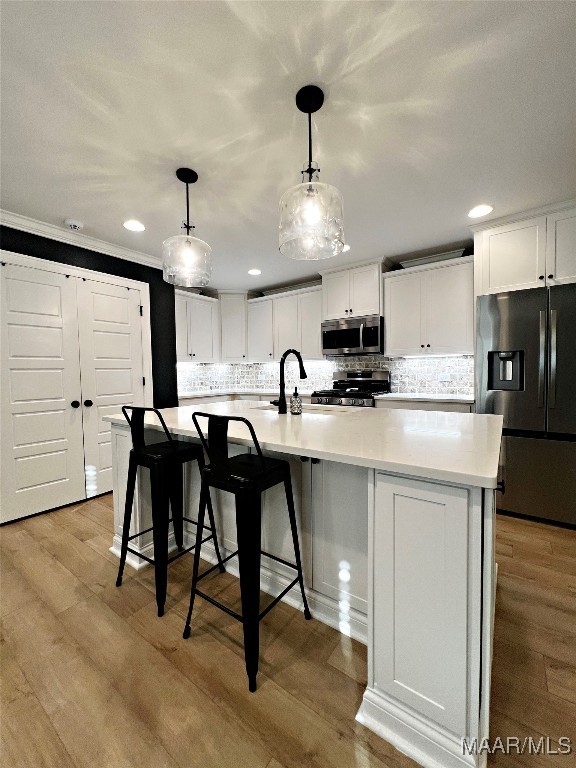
[[242, 355, 246, 358], [83, 399, 93, 407], [421, 344, 425, 348], [269, 353, 273, 356], [426, 344, 430, 348], [311, 458, 320, 464], [71, 400, 80, 408], [345, 309, 349, 314], [548, 274, 554, 279], [300, 456, 310, 462], [538, 275, 545, 280]]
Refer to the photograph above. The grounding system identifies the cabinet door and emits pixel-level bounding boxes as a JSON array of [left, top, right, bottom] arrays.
[[373, 473, 469, 735], [1, 266, 86, 522], [481, 217, 546, 293], [425, 261, 474, 354], [274, 294, 299, 356], [311, 460, 368, 615], [349, 263, 381, 316], [546, 208, 576, 286], [384, 273, 423, 355], [78, 279, 145, 497], [175, 294, 190, 361], [298, 290, 322, 359], [322, 270, 349, 320], [189, 298, 218, 362], [220, 294, 247, 361], [247, 300, 274, 362]]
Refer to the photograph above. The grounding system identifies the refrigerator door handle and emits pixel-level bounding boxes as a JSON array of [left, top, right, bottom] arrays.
[[538, 310, 546, 408], [549, 309, 557, 408]]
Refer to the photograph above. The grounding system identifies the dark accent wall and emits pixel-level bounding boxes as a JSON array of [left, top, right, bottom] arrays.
[[0, 226, 178, 408]]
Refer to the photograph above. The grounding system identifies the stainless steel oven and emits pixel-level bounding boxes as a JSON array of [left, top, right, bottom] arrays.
[[321, 315, 384, 356]]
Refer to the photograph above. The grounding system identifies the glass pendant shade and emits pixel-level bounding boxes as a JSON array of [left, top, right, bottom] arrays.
[[279, 181, 344, 260], [162, 234, 212, 287]]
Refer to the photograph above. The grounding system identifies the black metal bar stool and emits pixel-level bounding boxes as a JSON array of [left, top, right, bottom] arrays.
[[116, 406, 225, 617], [182, 412, 311, 692]]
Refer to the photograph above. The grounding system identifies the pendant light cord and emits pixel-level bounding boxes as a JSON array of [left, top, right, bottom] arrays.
[[307, 112, 313, 182], [184, 183, 192, 234]]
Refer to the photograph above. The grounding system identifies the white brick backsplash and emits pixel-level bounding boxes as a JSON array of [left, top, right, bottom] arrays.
[[178, 356, 474, 396]]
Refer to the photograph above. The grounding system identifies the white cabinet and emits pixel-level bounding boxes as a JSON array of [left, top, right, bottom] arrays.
[[375, 399, 472, 413], [219, 293, 247, 362], [246, 287, 322, 362], [298, 289, 322, 359], [274, 294, 299, 354], [247, 299, 274, 362], [384, 258, 474, 356], [322, 263, 381, 320], [175, 291, 219, 362], [546, 207, 576, 286], [311, 459, 368, 614], [474, 205, 576, 294], [371, 472, 470, 735]]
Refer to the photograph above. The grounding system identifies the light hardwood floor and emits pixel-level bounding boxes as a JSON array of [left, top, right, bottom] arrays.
[[1, 495, 575, 767]]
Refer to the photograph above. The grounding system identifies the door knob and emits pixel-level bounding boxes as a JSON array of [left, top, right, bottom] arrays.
[[71, 400, 80, 408], [84, 399, 93, 407]]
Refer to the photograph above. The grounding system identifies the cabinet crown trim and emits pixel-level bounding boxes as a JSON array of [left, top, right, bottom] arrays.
[[319, 259, 383, 276], [383, 255, 473, 278], [469, 199, 576, 233], [248, 285, 321, 303]]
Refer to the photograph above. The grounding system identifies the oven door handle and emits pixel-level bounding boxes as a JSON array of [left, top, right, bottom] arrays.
[[359, 322, 364, 352]]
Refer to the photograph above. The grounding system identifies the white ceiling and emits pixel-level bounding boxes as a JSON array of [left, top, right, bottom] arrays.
[[1, 1, 575, 290]]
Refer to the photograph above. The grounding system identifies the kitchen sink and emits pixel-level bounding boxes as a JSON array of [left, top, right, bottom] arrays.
[[250, 404, 355, 415]]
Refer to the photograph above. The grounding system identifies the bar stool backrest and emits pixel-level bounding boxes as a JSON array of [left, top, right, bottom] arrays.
[[191, 412, 266, 472], [122, 406, 173, 453]]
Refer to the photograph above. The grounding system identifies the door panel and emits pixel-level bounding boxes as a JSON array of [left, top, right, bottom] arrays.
[[298, 290, 322, 359], [548, 284, 576, 434], [384, 273, 422, 356], [247, 300, 274, 361], [546, 208, 576, 286], [274, 295, 299, 355], [476, 288, 547, 432], [497, 436, 576, 525], [78, 280, 144, 497], [175, 294, 189, 361], [188, 298, 218, 361], [425, 262, 474, 354], [1, 265, 86, 522], [322, 271, 349, 320], [349, 264, 380, 316]]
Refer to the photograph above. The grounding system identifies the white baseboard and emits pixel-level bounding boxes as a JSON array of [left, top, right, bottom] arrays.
[[357, 689, 478, 768], [109, 532, 367, 644]]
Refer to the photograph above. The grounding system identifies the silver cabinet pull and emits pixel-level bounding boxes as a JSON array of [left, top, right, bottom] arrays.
[[538, 310, 546, 407], [549, 309, 557, 408], [359, 322, 364, 352]]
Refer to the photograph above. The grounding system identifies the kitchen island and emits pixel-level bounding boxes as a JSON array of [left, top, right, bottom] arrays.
[[106, 401, 502, 768]]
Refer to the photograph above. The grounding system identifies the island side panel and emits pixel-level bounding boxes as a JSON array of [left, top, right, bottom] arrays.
[[358, 471, 489, 768]]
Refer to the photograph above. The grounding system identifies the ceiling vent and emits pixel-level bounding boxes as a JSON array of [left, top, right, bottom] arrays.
[[63, 218, 84, 232]]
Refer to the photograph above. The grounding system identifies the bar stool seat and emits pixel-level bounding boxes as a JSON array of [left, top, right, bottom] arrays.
[[183, 412, 312, 692], [115, 406, 225, 617]]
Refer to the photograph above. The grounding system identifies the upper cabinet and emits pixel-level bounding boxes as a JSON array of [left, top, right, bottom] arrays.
[[175, 292, 219, 363], [247, 287, 323, 362], [474, 204, 576, 295], [247, 298, 274, 362], [322, 263, 381, 320], [219, 293, 247, 362], [384, 258, 474, 357]]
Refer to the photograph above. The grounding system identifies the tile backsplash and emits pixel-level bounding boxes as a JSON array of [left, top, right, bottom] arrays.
[[178, 356, 474, 396]]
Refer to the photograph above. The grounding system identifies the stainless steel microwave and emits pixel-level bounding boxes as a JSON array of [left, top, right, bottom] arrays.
[[321, 315, 384, 356]]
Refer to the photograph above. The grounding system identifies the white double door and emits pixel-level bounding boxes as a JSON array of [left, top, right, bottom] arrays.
[[1, 264, 145, 523]]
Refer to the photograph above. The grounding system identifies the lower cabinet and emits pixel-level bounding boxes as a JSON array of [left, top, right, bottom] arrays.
[[310, 459, 368, 614], [372, 472, 470, 735], [375, 399, 473, 413]]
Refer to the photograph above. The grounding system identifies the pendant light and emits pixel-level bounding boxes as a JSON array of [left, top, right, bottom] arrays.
[[279, 85, 345, 260], [162, 168, 212, 287]]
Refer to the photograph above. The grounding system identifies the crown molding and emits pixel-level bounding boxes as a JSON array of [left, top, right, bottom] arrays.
[[469, 198, 576, 233], [0, 209, 162, 270]]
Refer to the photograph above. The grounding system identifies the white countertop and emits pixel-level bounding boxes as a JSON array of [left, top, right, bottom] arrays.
[[179, 390, 474, 403], [106, 401, 502, 489]]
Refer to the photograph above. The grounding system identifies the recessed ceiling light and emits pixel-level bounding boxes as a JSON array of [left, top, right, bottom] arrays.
[[123, 219, 145, 231], [468, 204, 494, 219], [342, 244, 351, 252], [248, 268, 261, 276]]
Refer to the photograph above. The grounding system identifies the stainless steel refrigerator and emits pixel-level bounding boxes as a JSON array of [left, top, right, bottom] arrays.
[[476, 284, 576, 526]]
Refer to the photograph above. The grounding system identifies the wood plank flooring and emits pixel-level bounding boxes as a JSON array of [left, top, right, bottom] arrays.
[[1, 496, 575, 767]]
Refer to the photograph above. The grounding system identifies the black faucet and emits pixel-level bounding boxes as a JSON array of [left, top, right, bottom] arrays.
[[270, 349, 307, 414]]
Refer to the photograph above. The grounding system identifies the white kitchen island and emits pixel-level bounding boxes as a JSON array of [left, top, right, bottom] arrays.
[[106, 401, 503, 768]]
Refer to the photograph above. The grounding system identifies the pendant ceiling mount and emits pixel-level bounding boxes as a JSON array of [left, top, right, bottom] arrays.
[[162, 167, 212, 288], [279, 84, 345, 261], [295, 84, 324, 114]]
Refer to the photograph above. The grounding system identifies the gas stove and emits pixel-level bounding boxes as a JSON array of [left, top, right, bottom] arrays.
[[311, 370, 390, 407]]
